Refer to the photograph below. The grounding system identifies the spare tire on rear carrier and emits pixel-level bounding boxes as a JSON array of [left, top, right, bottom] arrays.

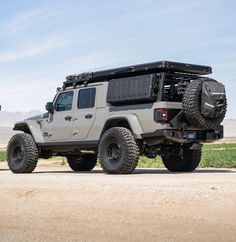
[[182, 78, 227, 129]]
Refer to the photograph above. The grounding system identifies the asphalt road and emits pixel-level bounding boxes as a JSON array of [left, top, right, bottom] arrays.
[[0, 161, 235, 242]]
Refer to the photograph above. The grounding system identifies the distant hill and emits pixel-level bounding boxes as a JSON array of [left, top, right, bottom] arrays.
[[0, 110, 43, 148], [0, 127, 20, 148], [0, 110, 42, 127], [222, 119, 236, 139]]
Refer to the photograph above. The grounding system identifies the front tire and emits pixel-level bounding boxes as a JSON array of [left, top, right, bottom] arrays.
[[98, 127, 140, 174], [7, 133, 39, 173], [161, 144, 202, 172], [66, 154, 97, 171]]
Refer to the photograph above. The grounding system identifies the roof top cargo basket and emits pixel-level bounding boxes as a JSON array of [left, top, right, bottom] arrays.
[[63, 61, 212, 88]]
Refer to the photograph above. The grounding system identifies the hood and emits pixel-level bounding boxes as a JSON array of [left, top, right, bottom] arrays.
[[25, 112, 49, 121]]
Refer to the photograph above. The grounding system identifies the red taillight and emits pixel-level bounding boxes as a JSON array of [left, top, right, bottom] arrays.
[[154, 108, 168, 122]]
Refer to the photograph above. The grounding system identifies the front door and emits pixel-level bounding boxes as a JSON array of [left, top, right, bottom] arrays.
[[48, 90, 74, 141]]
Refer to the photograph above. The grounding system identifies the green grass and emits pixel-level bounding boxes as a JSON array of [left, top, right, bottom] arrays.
[[0, 143, 236, 168], [0, 151, 6, 161], [200, 143, 236, 168], [138, 156, 163, 168]]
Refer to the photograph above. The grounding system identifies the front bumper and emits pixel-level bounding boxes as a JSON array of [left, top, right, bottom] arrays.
[[141, 125, 223, 144]]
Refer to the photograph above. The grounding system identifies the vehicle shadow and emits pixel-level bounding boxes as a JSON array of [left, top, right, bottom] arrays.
[[34, 168, 235, 175], [34, 169, 104, 174], [134, 168, 236, 174], [0, 168, 9, 171]]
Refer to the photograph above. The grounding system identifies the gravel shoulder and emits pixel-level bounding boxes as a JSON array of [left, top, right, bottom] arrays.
[[0, 161, 235, 242]]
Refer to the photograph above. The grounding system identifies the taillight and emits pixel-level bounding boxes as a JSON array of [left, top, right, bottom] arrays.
[[154, 108, 168, 122]]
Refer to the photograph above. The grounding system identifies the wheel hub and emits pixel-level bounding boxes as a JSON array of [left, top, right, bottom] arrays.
[[107, 143, 122, 163], [13, 147, 23, 163]]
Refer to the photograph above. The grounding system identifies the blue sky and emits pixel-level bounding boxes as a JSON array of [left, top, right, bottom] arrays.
[[0, 0, 235, 118]]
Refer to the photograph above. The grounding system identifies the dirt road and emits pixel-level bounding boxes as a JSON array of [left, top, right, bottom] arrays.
[[0, 161, 235, 242]]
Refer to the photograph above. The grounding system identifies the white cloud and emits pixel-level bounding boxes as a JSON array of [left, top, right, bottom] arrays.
[[0, 35, 67, 63], [59, 52, 117, 73], [3, 7, 63, 34]]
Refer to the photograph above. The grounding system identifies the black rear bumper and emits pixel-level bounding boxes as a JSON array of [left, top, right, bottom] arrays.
[[141, 126, 223, 144]]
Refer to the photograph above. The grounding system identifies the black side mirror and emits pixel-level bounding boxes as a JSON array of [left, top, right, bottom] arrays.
[[45, 102, 54, 114]]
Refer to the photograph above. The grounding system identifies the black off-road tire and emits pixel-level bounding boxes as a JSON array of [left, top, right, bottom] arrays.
[[183, 78, 226, 129], [7, 133, 39, 173], [66, 154, 97, 171], [98, 127, 140, 174], [162, 144, 202, 172]]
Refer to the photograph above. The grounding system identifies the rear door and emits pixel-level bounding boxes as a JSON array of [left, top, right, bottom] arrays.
[[72, 87, 96, 140]]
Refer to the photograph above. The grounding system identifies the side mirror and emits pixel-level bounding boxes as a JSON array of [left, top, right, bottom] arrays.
[[45, 102, 54, 114]]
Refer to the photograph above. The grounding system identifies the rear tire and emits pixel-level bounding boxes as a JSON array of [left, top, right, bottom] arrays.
[[161, 144, 201, 172], [98, 127, 140, 174], [66, 154, 97, 171], [7, 133, 38, 173]]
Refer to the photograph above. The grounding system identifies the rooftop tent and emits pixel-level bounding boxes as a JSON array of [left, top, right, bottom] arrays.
[[64, 60, 212, 88]]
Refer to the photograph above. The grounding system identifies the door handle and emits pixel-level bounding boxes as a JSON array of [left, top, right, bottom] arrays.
[[65, 115, 72, 121], [85, 114, 93, 119]]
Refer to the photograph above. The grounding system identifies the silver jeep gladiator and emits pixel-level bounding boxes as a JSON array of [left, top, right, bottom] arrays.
[[7, 61, 227, 174]]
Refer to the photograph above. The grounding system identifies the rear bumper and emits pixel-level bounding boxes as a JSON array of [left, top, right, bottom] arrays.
[[141, 125, 223, 144]]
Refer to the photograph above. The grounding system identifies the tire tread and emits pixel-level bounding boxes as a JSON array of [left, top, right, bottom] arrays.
[[162, 145, 202, 172], [67, 154, 97, 171], [98, 127, 140, 174], [7, 133, 38, 173]]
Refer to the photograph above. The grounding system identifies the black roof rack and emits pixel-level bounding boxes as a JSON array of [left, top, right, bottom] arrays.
[[63, 60, 212, 88]]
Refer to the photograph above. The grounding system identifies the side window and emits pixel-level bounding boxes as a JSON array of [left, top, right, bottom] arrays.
[[55, 91, 74, 111], [78, 88, 96, 109]]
